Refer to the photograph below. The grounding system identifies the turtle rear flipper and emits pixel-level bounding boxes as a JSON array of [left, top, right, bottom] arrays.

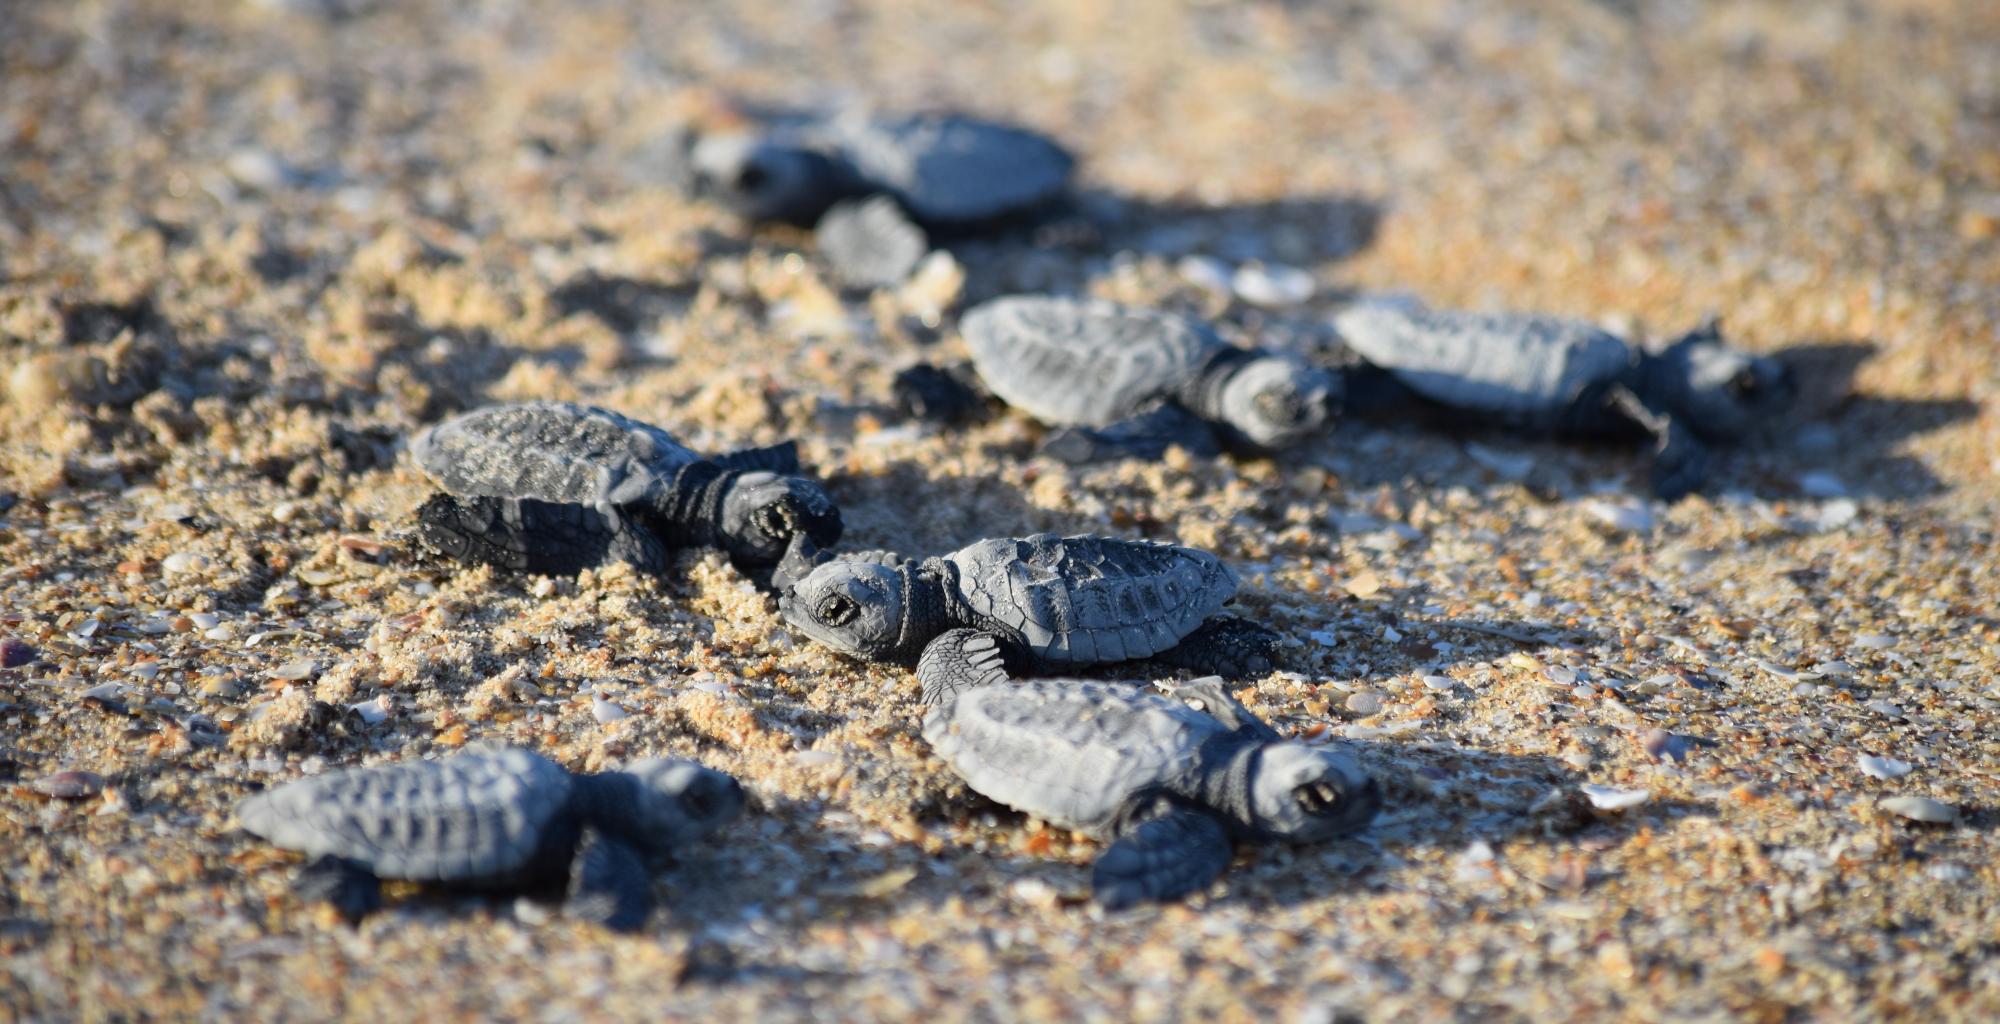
[[294, 855, 382, 925], [1039, 405, 1222, 464], [1606, 386, 1710, 501], [713, 440, 802, 475], [1150, 617, 1279, 680], [916, 629, 1014, 703], [417, 493, 670, 577], [563, 829, 654, 933], [1091, 807, 1233, 910]]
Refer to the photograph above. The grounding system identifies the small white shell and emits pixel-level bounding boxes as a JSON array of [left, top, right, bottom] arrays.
[[1856, 755, 1913, 780], [1580, 784, 1651, 810]]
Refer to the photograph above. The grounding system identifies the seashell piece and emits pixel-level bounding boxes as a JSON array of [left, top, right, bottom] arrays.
[[1580, 784, 1651, 810], [1856, 755, 1913, 780], [1879, 796, 1957, 824]]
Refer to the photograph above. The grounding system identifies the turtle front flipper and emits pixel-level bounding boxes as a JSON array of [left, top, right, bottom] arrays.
[[915, 629, 1014, 703], [713, 440, 803, 475], [1169, 677, 1282, 742], [1150, 617, 1280, 680], [562, 829, 654, 933], [1606, 386, 1709, 501], [1039, 404, 1221, 464], [416, 493, 670, 576], [293, 854, 383, 925], [1092, 806, 1233, 910]]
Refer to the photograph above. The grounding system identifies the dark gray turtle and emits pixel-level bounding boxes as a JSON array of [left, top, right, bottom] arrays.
[[1333, 300, 1795, 500], [917, 631, 1380, 908], [689, 113, 1073, 228], [237, 747, 743, 931], [777, 532, 1278, 678], [950, 295, 1341, 462], [816, 194, 928, 289], [411, 401, 842, 578]]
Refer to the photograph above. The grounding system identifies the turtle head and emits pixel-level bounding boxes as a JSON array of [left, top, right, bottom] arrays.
[[1217, 356, 1340, 449], [777, 560, 907, 660], [719, 472, 844, 565], [1652, 322, 1795, 440], [1248, 742, 1381, 842], [616, 758, 745, 854], [689, 133, 846, 226]]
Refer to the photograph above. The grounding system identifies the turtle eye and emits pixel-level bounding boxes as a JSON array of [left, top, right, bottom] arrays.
[[1294, 781, 1343, 815], [818, 594, 857, 626], [680, 785, 715, 822], [1726, 369, 1760, 401]]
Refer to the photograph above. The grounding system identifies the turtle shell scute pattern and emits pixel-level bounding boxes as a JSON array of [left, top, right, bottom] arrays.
[[1334, 304, 1634, 426], [924, 680, 1224, 835], [412, 401, 703, 508], [948, 533, 1238, 665], [963, 297, 1223, 428], [236, 749, 574, 882], [835, 116, 1073, 224]]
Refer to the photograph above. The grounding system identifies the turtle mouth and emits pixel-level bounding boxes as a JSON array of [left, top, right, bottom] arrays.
[[1294, 780, 1346, 816]]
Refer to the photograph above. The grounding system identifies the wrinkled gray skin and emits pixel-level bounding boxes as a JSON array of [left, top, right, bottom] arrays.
[[1333, 300, 1795, 500], [779, 533, 1248, 673], [237, 748, 743, 932], [412, 401, 841, 576], [688, 113, 1073, 227], [917, 632, 1380, 909], [962, 296, 1340, 462]]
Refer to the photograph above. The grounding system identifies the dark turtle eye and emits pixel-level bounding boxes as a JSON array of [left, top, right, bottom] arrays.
[[680, 786, 715, 821], [1726, 370, 1760, 401], [818, 594, 858, 626], [735, 164, 769, 192], [1294, 781, 1343, 815]]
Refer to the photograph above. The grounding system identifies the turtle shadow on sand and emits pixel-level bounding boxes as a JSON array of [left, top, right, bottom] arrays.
[[947, 191, 1384, 307], [1748, 340, 1981, 499]]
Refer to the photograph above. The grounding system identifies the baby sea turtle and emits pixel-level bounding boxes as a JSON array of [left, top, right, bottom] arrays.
[[1333, 300, 1795, 500], [778, 533, 1278, 678], [947, 295, 1341, 463], [815, 194, 929, 289], [412, 401, 842, 578], [237, 747, 743, 931], [917, 631, 1380, 908], [690, 113, 1074, 228]]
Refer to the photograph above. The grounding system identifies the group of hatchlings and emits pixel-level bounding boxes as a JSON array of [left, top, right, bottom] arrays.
[[240, 110, 1799, 932]]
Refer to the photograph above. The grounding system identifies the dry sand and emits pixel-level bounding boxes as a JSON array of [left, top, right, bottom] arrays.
[[2, 0, 1999, 1021]]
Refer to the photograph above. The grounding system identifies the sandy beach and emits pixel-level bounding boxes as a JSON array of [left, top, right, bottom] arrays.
[[2, 1, 1999, 1020]]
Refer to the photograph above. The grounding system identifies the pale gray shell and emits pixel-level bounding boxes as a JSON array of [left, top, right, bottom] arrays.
[[948, 534, 1237, 665], [1333, 303, 1634, 426], [236, 749, 573, 881], [924, 680, 1225, 836], [963, 297, 1224, 428], [817, 194, 927, 288], [834, 115, 1073, 223], [412, 401, 702, 509]]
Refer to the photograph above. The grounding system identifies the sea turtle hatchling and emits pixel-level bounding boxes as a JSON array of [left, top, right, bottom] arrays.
[[689, 112, 1074, 228], [412, 401, 842, 578], [777, 532, 1279, 678], [938, 295, 1341, 463], [1333, 299, 1795, 500], [237, 747, 743, 931], [917, 630, 1380, 908]]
